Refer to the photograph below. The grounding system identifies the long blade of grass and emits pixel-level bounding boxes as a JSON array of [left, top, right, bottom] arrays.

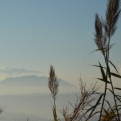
[[99, 62, 107, 82], [86, 111, 100, 120], [105, 99, 118, 121], [108, 88, 121, 103], [79, 104, 101, 120], [110, 72, 121, 78], [107, 88, 114, 95], [116, 96, 121, 103], [103, 109, 109, 116], [115, 94, 121, 98], [109, 60, 119, 74], [86, 94, 104, 121], [91, 65, 106, 69], [114, 87, 121, 91], [97, 78, 110, 84], [83, 48, 106, 60]]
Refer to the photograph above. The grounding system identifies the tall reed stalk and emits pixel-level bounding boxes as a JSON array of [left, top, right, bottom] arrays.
[[48, 0, 121, 121], [48, 65, 59, 121]]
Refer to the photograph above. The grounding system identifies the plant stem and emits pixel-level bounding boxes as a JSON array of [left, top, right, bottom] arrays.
[[107, 34, 120, 121], [99, 78, 107, 121], [109, 77, 120, 121]]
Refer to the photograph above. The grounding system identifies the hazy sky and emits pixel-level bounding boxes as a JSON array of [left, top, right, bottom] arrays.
[[0, 0, 121, 87]]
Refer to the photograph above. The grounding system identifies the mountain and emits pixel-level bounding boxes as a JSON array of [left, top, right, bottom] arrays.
[[0, 75, 75, 87], [0, 75, 78, 95]]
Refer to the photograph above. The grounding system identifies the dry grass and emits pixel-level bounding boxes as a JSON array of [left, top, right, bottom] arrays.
[[60, 80, 101, 121], [48, 65, 59, 121], [93, 0, 121, 120], [48, 0, 121, 121]]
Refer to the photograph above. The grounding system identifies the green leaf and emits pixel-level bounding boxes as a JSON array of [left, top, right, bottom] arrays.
[[86, 94, 104, 121], [79, 106, 95, 120], [116, 95, 121, 98], [108, 88, 121, 103], [115, 96, 121, 103], [79, 103, 101, 120], [99, 62, 107, 83], [105, 99, 118, 120], [107, 88, 114, 95], [89, 111, 100, 119], [83, 48, 105, 60], [103, 109, 109, 116], [114, 87, 121, 91], [91, 65, 106, 69], [109, 60, 119, 74], [97, 78, 110, 84], [110, 72, 121, 78]]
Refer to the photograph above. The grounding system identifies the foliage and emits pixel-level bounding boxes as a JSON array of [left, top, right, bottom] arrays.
[[48, 0, 121, 121]]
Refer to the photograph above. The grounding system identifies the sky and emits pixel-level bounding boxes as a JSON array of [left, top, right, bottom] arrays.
[[0, 0, 121, 87]]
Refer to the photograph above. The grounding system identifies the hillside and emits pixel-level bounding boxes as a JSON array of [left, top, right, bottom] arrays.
[[0, 75, 75, 87], [0, 75, 78, 95]]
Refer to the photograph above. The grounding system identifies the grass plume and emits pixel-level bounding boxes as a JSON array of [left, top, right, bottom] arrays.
[[47, 0, 121, 121], [93, 0, 121, 120], [48, 65, 59, 121], [105, 0, 121, 37]]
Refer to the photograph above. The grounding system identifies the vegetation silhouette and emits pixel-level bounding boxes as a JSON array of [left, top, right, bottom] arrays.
[[0, 0, 120, 121], [48, 0, 121, 121]]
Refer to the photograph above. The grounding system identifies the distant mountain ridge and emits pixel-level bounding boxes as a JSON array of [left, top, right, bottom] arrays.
[[0, 75, 75, 87]]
